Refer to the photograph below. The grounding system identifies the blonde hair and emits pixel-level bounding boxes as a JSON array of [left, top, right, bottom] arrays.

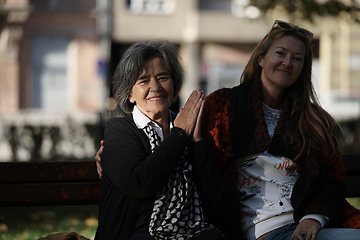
[[241, 25, 339, 161]]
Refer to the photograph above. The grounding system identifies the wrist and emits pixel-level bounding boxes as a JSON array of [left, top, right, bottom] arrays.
[[171, 127, 188, 137]]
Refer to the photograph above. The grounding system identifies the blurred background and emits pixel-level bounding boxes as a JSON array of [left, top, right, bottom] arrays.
[[0, 0, 360, 239]]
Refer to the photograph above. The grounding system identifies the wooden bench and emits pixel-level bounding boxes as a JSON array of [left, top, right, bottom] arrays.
[[0, 155, 359, 206], [0, 161, 101, 206], [342, 154, 360, 198]]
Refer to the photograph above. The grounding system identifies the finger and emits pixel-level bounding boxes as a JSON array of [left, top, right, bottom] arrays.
[[189, 90, 204, 115], [197, 93, 205, 109], [195, 96, 204, 125], [198, 97, 204, 119], [192, 100, 205, 142], [310, 229, 318, 240], [184, 89, 203, 110], [183, 90, 197, 109], [97, 169, 102, 179]]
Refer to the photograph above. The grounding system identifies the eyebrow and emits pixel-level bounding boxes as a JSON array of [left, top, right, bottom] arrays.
[[276, 46, 304, 55], [137, 71, 171, 80]]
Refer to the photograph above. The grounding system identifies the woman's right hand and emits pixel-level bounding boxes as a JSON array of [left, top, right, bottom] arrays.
[[174, 89, 204, 139], [95, 140, 104, 179]]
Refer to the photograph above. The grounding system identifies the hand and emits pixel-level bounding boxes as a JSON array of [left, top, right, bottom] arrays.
[[191, 96, 204, 142], [95, 140, 104, 179], [291, 219, 321, 240], [174, 89, 204, 137]]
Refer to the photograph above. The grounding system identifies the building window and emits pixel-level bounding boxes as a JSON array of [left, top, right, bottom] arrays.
[[198, 0, 232, 12], [231, 0, 260, 19], [127, 0, 175, 14], [31, 36, 70, 111]]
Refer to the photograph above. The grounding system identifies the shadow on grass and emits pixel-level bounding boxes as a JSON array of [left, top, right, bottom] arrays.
[[0, 205, 98, 240]]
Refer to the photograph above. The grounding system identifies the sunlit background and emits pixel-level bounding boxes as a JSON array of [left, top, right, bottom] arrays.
[[1, 0, 360, 239]]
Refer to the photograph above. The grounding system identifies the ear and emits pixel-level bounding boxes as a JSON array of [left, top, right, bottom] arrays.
[[128, 92, 135, 103], [258, 57, 264, 67]]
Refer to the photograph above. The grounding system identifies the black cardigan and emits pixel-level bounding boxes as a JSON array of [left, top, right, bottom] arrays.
[[95, 114, 243, 240]]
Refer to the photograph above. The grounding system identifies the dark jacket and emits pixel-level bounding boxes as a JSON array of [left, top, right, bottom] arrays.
[[201, 78, 357, 230], [95, 114, 243, 240]]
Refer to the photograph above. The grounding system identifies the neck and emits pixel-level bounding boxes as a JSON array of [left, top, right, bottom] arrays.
[[261, 83, 285, 110], [152, 113, 170, 139]]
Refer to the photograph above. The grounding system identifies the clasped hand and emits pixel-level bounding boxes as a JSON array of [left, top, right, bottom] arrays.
[[173, 89, 204, 143]]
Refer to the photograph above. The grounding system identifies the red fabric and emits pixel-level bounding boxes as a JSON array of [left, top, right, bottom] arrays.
[[341, 201, 360, 229]]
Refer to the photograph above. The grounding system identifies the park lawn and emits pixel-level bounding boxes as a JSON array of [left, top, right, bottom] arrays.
[[0, 199, 359, 240], [0, 205, 98, 240]]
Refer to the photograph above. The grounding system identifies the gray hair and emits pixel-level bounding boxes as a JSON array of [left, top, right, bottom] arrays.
[[112, 40, 184, 114]]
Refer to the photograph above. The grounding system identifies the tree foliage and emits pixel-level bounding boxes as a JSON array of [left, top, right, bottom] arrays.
[[250, 0, 360, 22]]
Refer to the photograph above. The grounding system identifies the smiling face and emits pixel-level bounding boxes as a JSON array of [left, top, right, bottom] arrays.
[[129, 57, 174, 121], [259, 34, 306, 97]]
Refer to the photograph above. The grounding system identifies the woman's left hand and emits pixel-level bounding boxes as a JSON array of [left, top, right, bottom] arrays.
[[291, 219, 321, 240], [190, 95, 204, 143], [174, 89, 204, 138]]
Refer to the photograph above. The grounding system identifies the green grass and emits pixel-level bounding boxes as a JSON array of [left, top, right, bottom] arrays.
[[0, 205, 98, 240], [0, 200, 359, 240], [347, 198, 360, 210]]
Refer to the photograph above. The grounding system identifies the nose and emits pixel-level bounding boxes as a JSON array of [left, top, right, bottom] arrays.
[[282, 55, 292, 67], [149, 78, 161, 92]]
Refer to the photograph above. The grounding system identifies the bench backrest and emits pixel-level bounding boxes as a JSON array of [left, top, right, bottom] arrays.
[[0, 155, 359, 206], [342, 154, 360, 198], [0, 161, 100, 206]]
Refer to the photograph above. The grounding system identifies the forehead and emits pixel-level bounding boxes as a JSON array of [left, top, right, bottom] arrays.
[[141, 57, 169, 73], [270, 35, 306, 55]]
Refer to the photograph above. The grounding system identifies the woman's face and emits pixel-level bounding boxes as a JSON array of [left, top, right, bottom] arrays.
[[129, 57, 174, 121], [259, 34, 306, 95]]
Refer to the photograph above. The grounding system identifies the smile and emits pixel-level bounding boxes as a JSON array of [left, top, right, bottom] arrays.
[[277, 69, 291, 75], [147, 96, 165, 101]]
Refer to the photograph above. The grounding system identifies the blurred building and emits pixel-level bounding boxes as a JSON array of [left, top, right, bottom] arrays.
[[108, 0, 360, 120], [0, 0, 103, 161], [0, 0, 103, 113], [1, 0, 360, 118]]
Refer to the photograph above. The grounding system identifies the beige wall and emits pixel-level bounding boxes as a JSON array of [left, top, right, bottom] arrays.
[[0, 0, 102, 114], [70, 39, 103, 112]]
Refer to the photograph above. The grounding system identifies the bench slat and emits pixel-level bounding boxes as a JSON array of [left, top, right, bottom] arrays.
[[345, 176, 360, 198], [342, 155, 360, 176], [2, 182, 101, 206], [0, 161, 98, 183], [0, 155, 359, 207]]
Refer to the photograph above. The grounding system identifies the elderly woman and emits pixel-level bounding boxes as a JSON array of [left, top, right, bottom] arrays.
[[94, 41, 240, 240], [202, 20, 360, 240]]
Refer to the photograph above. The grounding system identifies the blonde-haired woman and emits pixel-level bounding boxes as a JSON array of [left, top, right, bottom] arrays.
[[202, 20, 360, 240]]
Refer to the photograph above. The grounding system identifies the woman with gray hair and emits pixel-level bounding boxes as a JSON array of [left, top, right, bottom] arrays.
[[94, 40, 240, 240]]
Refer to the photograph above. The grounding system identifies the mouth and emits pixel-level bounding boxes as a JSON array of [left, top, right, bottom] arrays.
[[277, 69, 291, 75], [147, 96, 165, 101]]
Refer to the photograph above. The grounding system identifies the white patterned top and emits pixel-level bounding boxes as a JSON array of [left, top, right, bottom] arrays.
[[236, 103, 299, 240]]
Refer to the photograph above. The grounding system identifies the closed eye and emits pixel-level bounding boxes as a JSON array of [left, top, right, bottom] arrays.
[[137, 79, 149, 84], [158, 76, 170, 81]]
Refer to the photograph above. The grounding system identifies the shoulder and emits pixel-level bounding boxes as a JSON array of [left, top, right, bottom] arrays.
[[204, 88, 232, 113], [105, 114, 137, 133], [205, 88, 232, 102]]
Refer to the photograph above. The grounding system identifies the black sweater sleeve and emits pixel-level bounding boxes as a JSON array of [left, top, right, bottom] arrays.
[[102, 116, 189, 198]]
